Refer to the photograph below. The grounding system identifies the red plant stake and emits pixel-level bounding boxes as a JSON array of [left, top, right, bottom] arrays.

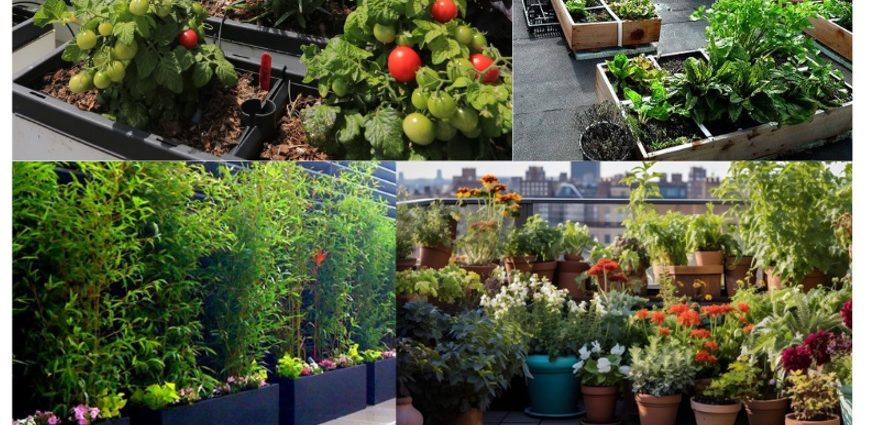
[[259, 53, 272, 92]]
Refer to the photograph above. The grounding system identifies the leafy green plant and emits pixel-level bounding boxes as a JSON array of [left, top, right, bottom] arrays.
[[608, 0, 657, 20], [573, 342, 630, 386], [787, 370, 839, 421], [685, 204, 738, 253], [396, 264, 483, 303], [564, 0, 587, 15], [624, 81, 672, 125], [606, 54, 665, 98], [300, 0, 512, 159], [131, 383, 181, 411], [628, 337, 699, 396], [412, 201, 454, 248], [361, 349, 384, 363], [632, 211, 689, 266], [701, 360, 759, 404], [396, 203, 418, 259], [821, 0, 851, 29], [513, 215, 562, 262], [96, 392, 127, 419], [559, 221, 595, 259], [276, 355, 324, 379], [34, 0, 238, 128]]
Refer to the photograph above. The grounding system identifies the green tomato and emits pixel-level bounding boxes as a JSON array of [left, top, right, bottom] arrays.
[[373, 23, 396, 44], [435, 120, 457, 141], [403, 113, 436, 145], [471, 33, 487, 52], [192, 2, 204, 14], [411, 88, 430, 111], [93, 71, 112, 89], [426, 91, 457, 120], [68, 72, 93, 93], [98, 22, 113, 37], [415, 67, 440, 90], [448, 58, 476, 81], [113, 41, 138, 60], [129, 0, 149, 16], [449, 106, 479, 133], [76, 30, 97, 50], [454, 25, 474, 45], [107, 61, 126, 82], [156, 3, 171, 17], [461, 127, 482, 138], [331, 78, 349, 97]]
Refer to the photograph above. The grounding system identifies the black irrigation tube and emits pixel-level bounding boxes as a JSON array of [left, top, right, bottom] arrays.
[[206, 15, 328, 56]]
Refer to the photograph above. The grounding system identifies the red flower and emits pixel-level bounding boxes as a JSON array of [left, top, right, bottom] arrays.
[[694, 350, 718, 364], [690, 329, 711, 339], [842, 300, 852, 329], [658, 327, 671, 336], [704, 341, 719, 351], [702, 304, 733, 317], [677, 310, 701, 327], [635, 309, 649, 320], [742, 324, 754, 333], [600, 259, 620, 271], [651, 311, 666, 325], [737, 303, 750, 313], [669, 304, 690, 315], [588, 265, 602, 276], [610, 272, 627, 282], [781, 345, 812, 372], [313, 249, 328, 267], [738, 315, 748, 324], [803, 330, 836, 365]]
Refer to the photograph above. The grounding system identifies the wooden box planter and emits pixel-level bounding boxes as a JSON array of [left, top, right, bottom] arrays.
[[805, 16, 852, 62], [551, 0, 661, 52], [205, 17, 328, 56], [654, 265, 723, 299], [366, 357, 397, 405], [274, 365, 368, 425], [595, 49, 853, 160], [129, 384, 279, 425], [13, 44, 295, 160]]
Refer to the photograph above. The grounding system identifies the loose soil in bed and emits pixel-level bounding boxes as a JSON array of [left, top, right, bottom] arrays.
[[581, 123, 633, 159], [42, 67, 267, 156], [259, 94, 329, 160], [203, 0, 351, 39], [656, 56, 686, 74], [636, 115, 702, 151]]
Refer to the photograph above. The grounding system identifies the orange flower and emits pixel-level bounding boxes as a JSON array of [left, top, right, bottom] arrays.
[[738, 315, 748, 324], [635, 309, 649, 320], [658, 327, 671, 336], [694, 350, 718, 364], [737, 303, 750, 313], [313, 249, 328, 267], [704, 341, 719, 351], [480, 174, 498, 184], [455, 187, 471, 198], [491, 183, 507, 193], [588, 265, 602, 276], [702, 304, 734, 317], [669, 304, 690, 315], [690, 329, 711, 339], [677, 310, 701, 327], [743, 324, 754, 333], [651, 311, 666, 325]]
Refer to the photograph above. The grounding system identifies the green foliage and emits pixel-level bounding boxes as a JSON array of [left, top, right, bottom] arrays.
[[573, 343, 630, 386], [276, 355, 323, 379], [228, 0, 334, 30], [628, 337, 699, 396], [685, 204, 738, 253], [506, 215, 562, 262], [131, 383, 180, 411], [396, 264, 483, 303], [609, 0, 657, 19], [787, 370, 839, 421], [564, 0, 587, 15], [826, 354, 851, 386], [35, 0, 237, 128], [702, 360, 761, 404], [821, 0, 851, 30], [606, 54, 665, 98], [624, 81, 672, 125], [96, 392, 127, 419], [412, 201, 454, 248], [632, 211, 689, 266], [361, 349, 384, 363], [396, 203, 418, 259], [559, 220, 595, 258]]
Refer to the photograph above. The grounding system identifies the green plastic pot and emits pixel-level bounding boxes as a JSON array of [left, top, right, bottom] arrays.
[[525, 355, 582, 418], [840, 384, 852, 425]]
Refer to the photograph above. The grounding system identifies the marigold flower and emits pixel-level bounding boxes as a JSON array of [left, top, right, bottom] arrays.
[[635, 308, 649, 320], [491, 183, 507, 193], [694, 350, 718, 364], [668, 304, 690, 315], [677, 310, 701, 327], [658, 327, 671, 336], [651, 311, 666, 325], [690, 329, 711, 339], [737, 303, 750, 313], [704, 341, 719, 351], [455, 187, 471, 198], [481, 174, 498, 184]]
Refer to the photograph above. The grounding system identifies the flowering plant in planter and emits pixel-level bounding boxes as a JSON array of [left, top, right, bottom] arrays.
[[628, 337, 699, 396], [559, 221, 595, 260], [454, 175, 521, 266], [572, 342, 631, 386], [276, 355, 324, 379], [13, 411, 61, 425], [583, 258, 628, 292], [786, 369, 839, 422], [396, 264, 483, 303]]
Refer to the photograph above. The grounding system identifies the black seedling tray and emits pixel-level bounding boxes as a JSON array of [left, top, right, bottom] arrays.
[[13, 5, 52, 51], [13, 43, 299, 160], [206, 16, 328, 56], [522, 0, 561, 38]]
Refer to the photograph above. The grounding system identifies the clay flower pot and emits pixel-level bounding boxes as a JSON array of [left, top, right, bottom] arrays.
[[785, 413, 840, 425], [582, 385, 619, 423], [744, 398, 789, 425], [443, 408, 483, 425], [765, 269, 827, 292], [557, 259, 589, 299], [461, 263, 497, 281], [532, 260, 558, 282], [694, 250, 724, 266], [635, 393, 681, 425], [397, 396, 424, 425], [397, 257, 417, 271], [691, 397, 742, 425], [504, 255, 535, 275], [418, 245, 451, 269], [724, 256, 754, 296]]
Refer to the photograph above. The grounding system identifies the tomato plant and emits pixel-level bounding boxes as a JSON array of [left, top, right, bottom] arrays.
[[431, 0, 458, 23], [34, 0, 238, 129], [300, 0, 512, 159], [470, 53, 499, 83]]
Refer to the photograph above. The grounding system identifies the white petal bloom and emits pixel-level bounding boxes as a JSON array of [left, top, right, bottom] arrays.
[[579, 345, 591, 360], [619, 365, 631, 376], [596, 357, 612, 373], [572, 360, 585, 374], [610, 344, 625, 356], [591, 341, 602, 353]]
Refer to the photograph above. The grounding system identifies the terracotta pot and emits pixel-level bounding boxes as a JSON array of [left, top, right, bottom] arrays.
[[745, 398, 789, 425], [532, 260, 558, 282], [443, 408, 483, 425], [565, 254, 584, 262], [461, 263, 497, 281], [582, 385, 619, 423], [785, 413, 840, 425], [636, 393, 682, 425], [419, 245, 451, 269], [557, 260, 590, 299], [504, 255, 535, 275], [654, 265, 723, 300], [691, 397, 741, 425], [396, 396, 424, 425], [397, 257, 417, 271], [724, 256, 754, 296], [694, 251, 724, 266], [765, 269, 827, 292]]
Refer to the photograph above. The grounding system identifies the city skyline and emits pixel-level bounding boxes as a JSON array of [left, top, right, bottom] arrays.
[[396, 161, 732, 181]]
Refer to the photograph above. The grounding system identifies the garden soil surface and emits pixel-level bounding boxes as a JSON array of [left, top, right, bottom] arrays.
[[656, 55, 686, 74], [259, 94, 329, 160], [203, 0, 351, 38]]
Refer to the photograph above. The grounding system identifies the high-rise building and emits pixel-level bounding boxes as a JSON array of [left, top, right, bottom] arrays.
[[520, 166, 551, 196], [570, 162, 601, 187]]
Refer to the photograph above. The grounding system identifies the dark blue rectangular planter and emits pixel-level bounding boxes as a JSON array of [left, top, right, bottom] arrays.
[[98, 418, 130, 425], [129, 384, 278, 425], [366, 358, 396, 405], [274, 364, 367, 425]]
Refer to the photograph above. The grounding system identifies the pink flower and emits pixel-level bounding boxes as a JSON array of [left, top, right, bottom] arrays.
[[842, 300, 852, 329]]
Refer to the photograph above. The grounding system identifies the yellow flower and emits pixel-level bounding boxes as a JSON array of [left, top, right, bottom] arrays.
[[704, 294, 712, 301]]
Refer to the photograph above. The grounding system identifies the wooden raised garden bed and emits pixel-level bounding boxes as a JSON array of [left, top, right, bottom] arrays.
[[805, 16, 851, 62], [551, 0, 661, 52], [594, 49, 853, 160]]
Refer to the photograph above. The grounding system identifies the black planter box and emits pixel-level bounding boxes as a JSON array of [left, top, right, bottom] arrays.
[[13, 6, 52, 51], [206, 16, 328, 56], [98, 418, 130, 425], [13, 43, 295, 160], [129, 384, 279, 425], [274, 365, 368, 425], [366, 358, 396, 405]]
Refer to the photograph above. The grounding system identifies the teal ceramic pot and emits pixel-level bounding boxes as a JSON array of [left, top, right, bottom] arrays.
[[524, 355, 582, 418], [840, 384, 852, 425]]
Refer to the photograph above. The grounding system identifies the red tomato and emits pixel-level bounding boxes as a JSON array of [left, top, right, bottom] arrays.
[[470, 53, 499, 83], [387, 46, 422, 83], [431, 0, 458, 23], [178, 29, 199, 49]]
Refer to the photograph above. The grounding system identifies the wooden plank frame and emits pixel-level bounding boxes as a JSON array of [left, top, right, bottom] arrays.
[[805, 16, 852, 62], [551, 0, 662, 52], [594, 49, 853, 160]]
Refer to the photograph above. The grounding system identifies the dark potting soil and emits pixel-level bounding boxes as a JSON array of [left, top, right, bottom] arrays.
[[260, 94, 329, 160], [41, 67, 267, 156], [572, 8, 613, 23], [581, 123, 633, 160], [656, 56, 686, 74], [636, 115, 702, 151], [203, 0, 351, 39]]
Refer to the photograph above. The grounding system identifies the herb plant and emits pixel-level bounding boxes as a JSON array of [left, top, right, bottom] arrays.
[[609, 0, 657, 20], [515, 215, 562, 262], [685, 204, 738, 253], [628, 337, 699, 396], [559, 221, 595, 259], [396, 264, 483, 303], [787, 370, 839, 421], [412, 201, 454, 248]]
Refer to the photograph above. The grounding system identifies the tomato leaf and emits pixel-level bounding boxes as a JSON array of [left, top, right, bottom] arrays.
[[173, 46, 195, 71], [467, 85, 498, 111], [33, 0, 66, 27], [302, 105, 340, 148], [337, 113, 366, 145], [364, 107, 405, 159], [368, 0, 405, 24], [113, 22, 137, 45], [214, 59, 238, 86], [191, 61, 214, 88], [155, 54, 184, 94], [61, 43, 83, 63], [136, 45, 159, 79], [428, 37, 461, 64]]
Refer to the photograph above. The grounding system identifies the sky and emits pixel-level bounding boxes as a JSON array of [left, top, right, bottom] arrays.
[[396, 161, 733, 180]]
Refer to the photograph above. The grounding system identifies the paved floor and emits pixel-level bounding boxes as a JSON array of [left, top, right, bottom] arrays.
[[323, 399, 396, 425], [512, 0, 853, 160]]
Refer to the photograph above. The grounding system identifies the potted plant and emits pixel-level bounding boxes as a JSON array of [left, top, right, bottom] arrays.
[[396, 204, 418, 270], [396, 265, 484, 311], [692, 369, 746, 425], [557, 221, 595, 298], [412, 201, 455, 269], [362, 349, 397, 406], [573, 342, 631, 425], [628, 337, 699, 425], [523, 215, 563, 281], [785, 370, 840, 425], [575, 102, 636, 160], [454, 175, 522, 280], [685, 205, 737, 266], [609, 236, 652, 295], [584, 258, 630, 293], [502, 225, 536, 276], [724, 229, 755, 297]]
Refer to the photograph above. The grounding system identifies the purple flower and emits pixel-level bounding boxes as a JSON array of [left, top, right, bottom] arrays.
[[803, 330, 836, 365], [781, 345, 812, 372], [842, 300, 852, 329]]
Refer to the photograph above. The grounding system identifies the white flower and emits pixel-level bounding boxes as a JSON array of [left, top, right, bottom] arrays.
[[572, 360, 585, 374], [619, 365, 631, 376], [591, 341, 602, 353], [610, 344, 625, 356], [579, 345, 591, 360], [596, 357, 612, 373]]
